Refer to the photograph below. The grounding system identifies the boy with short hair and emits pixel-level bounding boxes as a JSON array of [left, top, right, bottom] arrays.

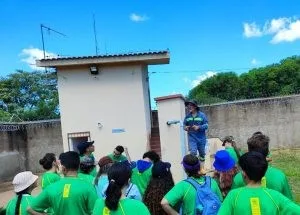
[[231, 133, 293, 200], [27, 151, 97, 215], [218, 151, 300, 214]]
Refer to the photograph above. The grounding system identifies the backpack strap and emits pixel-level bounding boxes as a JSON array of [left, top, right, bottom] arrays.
[[125, 184, 133, 197]]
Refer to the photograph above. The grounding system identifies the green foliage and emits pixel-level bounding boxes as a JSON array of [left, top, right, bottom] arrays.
[[0, 70, 59, 122], [188, 56, 300, 104]]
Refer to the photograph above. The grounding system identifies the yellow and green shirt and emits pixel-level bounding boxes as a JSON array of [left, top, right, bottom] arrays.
[[218, 187, 300, 215], [5, 194, 33, 215], [41, 171, 60, 189], [31, 177, 97, 215], [232, 165, 293, 200], [92, 198, 150, 215]]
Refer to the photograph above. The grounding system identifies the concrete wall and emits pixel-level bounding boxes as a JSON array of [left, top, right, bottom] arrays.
[[202, 95, 300, 149], [0, 121, 63, 181], [57, 65, 151, 160], [155, 95, 188, 182]]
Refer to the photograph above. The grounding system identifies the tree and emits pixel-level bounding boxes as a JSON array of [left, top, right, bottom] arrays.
[[0, 70, 59, 121], [188, 56, 300, 104]]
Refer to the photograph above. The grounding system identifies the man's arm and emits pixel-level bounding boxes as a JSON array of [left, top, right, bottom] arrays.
[[27, 208, 46, 215], [161, 198, 179, 215]]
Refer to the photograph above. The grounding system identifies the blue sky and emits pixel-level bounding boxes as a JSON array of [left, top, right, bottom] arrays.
[[1, 0, 300, 107]]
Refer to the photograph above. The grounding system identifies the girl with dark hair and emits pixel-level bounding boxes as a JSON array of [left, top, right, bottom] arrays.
[[213, 150, 238, 198], [5, 171, 38, 215], [143, 161, 175, 215], [161, 154, 223, 215], [39, 153, 60, 189], [92, 162, 150, 214]]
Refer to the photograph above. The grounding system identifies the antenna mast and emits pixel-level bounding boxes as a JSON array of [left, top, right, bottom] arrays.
[[93, 14, 99, 55]]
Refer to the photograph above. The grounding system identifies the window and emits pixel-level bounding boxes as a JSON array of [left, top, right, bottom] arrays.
[[67, 132, 91, 152]]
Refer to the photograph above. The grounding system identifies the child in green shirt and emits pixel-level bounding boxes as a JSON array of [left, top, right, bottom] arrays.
[[92, 162, 150, 215], [77, 141, 97, 177], [218, 151, 300, 214], [39, 153, 60, 189], [231, 132, 293, 200], [5, 171, 38, 215], [28, 151, 97, 215], [162, 154, 223, 215]]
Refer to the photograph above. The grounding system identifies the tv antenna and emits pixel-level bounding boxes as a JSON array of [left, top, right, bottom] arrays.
[[93, 14, 99, 55], [40, 24, 67, 59]]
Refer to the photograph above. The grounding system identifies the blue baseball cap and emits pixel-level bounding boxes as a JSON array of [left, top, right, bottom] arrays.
[[77, 141, 94, 155], [213, 150, 235, 172]]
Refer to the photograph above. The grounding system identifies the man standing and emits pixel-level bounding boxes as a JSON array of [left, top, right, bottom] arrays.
[[183, 100, 208, 162], [77, 141, 97, 176]]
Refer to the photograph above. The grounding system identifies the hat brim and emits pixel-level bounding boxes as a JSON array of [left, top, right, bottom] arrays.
[[213, 158, 235, 172], [14, 174, 38, 193]]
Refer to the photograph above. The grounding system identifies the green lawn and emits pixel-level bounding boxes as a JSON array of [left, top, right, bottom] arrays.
[[271, 148, 300, 203]]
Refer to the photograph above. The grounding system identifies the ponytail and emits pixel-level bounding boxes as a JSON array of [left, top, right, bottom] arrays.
[[14, 189, 29, 215], [105, 180, 122, 210], [15, 194, 22, 215]]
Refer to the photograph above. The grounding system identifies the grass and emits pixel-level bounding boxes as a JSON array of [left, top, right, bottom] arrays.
[[271, 148, 300, 203]]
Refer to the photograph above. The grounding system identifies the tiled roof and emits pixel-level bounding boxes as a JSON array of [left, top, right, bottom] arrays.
[[40, 50, 169, 62]]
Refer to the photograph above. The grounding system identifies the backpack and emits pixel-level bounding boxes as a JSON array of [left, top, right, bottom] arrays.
[[184, 176, 221, 215]]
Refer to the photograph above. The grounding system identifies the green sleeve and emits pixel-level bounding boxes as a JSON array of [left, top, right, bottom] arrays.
[[30, 190, 50, 211], [217, 190, 235, 215], [231, 173, 245, 189], [86, 185, 98, 213], [211, 178, 223, 201], [164, 182, 186, 207], [281, 176, 294, 200], [136, 202, 151, 215], [277, 191, 300, 214], [92, 199, 105, 215]]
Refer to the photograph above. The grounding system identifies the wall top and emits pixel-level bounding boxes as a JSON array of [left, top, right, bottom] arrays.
[[155, 94, 185, 102]]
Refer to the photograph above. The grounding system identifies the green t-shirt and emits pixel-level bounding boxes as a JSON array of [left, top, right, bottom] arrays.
[[218, 187, 300, 215], [232, 165, 293, 200], [31, 177, 97, 215], [225, 147, 239, 164], [131, 165, 152, 196], [5, 194, 34, 215], [41, 171, 60, 189], [107, 153, 127, 163], [78, 173, 95, 184], [164, 177, 223, 215], [92, 198, 150, 215], [80, 154, 97, 177]]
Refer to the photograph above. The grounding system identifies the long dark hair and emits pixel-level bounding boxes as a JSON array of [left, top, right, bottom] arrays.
[[105, 162, 132, 210], [143, 171, 175, 214], [39, 153, 56, 170], [15, 188, 30, 215]]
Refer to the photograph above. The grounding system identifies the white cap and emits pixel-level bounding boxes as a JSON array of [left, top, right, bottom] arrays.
[[12, 171, 38, 193]]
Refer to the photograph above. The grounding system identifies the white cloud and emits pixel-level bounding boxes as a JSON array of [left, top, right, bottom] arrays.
[[243, 23, 263, 38], [251, 58, 259, 65], [244, 17, 300, 43], [271, 20, 300, 44], [191, 71, 217, 88], [20, 47, 57, 70], [130, 13, 149, 22]]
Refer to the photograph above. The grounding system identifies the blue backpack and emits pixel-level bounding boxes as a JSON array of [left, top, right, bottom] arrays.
[[184, 176, 221, 215]]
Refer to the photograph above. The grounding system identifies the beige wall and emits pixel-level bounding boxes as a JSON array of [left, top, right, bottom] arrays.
[[156, 95, 188, 182], [57, 65, 150, 160]]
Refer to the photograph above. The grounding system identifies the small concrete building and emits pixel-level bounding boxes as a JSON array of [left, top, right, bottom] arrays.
[[36, 51, 170, 160]]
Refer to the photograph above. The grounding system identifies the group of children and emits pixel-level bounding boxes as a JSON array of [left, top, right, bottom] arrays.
[[1, 132, 300, 215]]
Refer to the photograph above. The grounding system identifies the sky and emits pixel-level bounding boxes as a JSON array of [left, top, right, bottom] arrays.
[[1, 0, 300, 107]]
